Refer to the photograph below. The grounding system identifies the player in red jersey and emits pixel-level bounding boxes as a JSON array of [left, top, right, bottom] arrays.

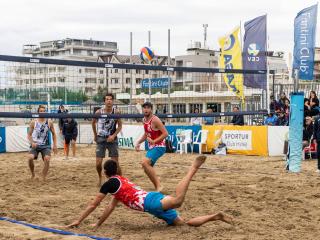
[[135, 102, 168, 192], [66, 156, 232, 229]]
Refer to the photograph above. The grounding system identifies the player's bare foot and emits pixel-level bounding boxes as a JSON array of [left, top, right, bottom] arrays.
[[192, 155, 207, 169], [31, 174, 35, 179]]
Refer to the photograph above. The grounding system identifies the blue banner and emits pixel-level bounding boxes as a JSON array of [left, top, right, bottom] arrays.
[[293, 4, 318, 80], [243, 15, 267, 89], [141, 77, 170, 89], [0, 127, 6, 153]]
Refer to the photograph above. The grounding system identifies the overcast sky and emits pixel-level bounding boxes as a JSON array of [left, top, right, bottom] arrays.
[[0, 0, 318, 58]]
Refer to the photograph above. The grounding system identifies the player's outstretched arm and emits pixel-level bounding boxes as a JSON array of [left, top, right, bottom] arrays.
[[66, 193, 106, 228], [92, 197, 119, 230]]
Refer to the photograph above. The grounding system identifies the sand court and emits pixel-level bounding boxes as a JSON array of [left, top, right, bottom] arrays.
[[1, 146, 320, 239]]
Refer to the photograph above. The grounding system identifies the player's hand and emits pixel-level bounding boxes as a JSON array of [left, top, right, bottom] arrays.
[[147, 137, 155, 145], [53, 145, 58, 154], [31, 143, 37, 149], [135, 144, 141, 151], [107, 135, 115, 142], [66, 220, 81, 228], [313, 139, 317, 144]]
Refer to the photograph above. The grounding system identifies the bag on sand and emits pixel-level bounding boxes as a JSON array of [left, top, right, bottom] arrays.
[[212, 143, 227, 155]]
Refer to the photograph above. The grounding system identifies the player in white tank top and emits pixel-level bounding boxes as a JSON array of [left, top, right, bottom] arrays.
[[27, 105, 57, 181]]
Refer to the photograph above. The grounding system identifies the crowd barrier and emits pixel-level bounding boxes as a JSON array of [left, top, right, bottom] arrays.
[[0, 124, 289, 157]]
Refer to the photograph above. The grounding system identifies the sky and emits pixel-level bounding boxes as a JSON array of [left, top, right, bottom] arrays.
[[0, 0, 319, 58]]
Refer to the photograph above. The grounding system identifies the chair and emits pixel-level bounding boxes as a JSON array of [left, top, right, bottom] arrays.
[[176, 129, 193, 154], [193, 130, 208, 154], [304, 142, 317, 160]]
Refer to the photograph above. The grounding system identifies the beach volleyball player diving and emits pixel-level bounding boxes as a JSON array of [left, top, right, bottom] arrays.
[[66, 155, 232, 229]]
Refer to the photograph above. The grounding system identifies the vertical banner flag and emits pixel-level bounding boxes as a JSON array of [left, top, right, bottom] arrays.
[[218, 27, 244, 103], [243, 15, 267, 89], [293, 4, 318, 80]]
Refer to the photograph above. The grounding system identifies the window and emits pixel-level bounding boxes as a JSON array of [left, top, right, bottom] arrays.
[[99, 79, 104, 84], [99, 70, 104, 74], [126, 78, 130, 84], [136, 78, 141, 84], [111, 78, 119, 84], [85, 68, 96, 74], [85, 78, 96, 84], [189, 104, 203, 113], [79, 69, 82, 74], [136, 69, 141, 74], [173, 104, 186, 114], [126, 69, 130, 73], [114, 69, 118, 73], [145, 70, 149, 74], [58, 77, 65, 83]]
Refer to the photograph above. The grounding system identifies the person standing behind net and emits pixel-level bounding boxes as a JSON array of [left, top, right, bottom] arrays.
[[62, 117, 78, 160], [58, 105, 68, 155], [203, 108, 215, 125], [27, 105, 57, 181], [135, 102, 168, 192], [190, 108, 202, 125], [231, 106, 244, 126], [58, 105, 68, 134], [92, 93, 122, 186]]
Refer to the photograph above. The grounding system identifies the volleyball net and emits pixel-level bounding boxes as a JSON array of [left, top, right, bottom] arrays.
[[0, 54, 275, 125]]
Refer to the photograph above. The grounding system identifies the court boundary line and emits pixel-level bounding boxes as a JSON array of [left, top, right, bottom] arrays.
[[0, 217, 112, 240]]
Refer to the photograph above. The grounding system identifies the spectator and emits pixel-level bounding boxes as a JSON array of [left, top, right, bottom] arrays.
[[283, 99, 290, 123], [203, 108, 215, 125], [190, 108, 202, 125], [309, 91, 319, 116], [58, 105, 68, 133], [231, 106, 244, 126], [303, 116, 313, 148], [278, 92, 289, 109], [304, 98, 311, 117], [270, 95, 281, 113], [276, 112, 288, 126], [313, 115, 320, 172], [264, 113, 278, 126]]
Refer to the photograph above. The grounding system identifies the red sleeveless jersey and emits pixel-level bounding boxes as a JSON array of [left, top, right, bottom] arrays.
[[111, 175, 147, 211], [143, 115, 166, 149]]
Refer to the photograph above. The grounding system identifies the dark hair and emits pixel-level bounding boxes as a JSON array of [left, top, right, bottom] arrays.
[[37, 105, 46, 112], [233, 106, 240, 110], [310, 91, 317, 99], [142, 102, 153, 109], [103, 93, 114, 101], [194, 108, 199, 113], [103, 160, 118, 177]]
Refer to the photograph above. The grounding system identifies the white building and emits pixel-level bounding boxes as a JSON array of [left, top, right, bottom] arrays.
[[14, 38, 118, 98]]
